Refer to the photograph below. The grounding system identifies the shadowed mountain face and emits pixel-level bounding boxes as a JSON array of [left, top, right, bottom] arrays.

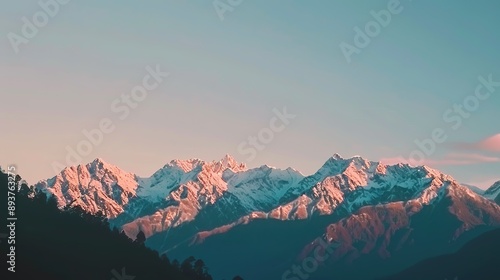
[[485, 182, 500, 205], [34, 155, 500, 280], [382, 228, 500, 280], [484, 181, 500, 199], [165, 184, 500, 280]]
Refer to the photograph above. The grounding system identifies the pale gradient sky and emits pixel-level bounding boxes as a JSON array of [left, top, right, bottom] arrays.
[[1, 0, 499, 189]]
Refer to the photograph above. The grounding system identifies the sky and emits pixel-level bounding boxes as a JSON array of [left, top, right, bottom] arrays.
[[1, 0, 499, 189]]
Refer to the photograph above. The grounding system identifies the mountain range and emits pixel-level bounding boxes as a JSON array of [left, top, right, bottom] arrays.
[[34, 154, 500, 280]]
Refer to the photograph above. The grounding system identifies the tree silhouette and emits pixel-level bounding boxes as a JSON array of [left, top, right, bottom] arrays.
[[0, 170, 221, 280], [194, 259, 212, 280], [181, 256, 196, 275], [135, 230, 146, 245]]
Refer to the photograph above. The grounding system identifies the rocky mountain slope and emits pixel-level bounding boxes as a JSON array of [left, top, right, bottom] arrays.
[[35, 154, 500, 280], [382, 228, 500, 280]]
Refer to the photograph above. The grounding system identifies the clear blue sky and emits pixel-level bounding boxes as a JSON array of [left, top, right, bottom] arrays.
[[1, 0, 499, 188]]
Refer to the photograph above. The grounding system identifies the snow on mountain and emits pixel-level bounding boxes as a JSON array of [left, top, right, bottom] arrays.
[[259, 160, 453, 220], [180, 178, 500, 280], [484, 181, 500, 200], [35, 158, 138, 218], [35, 153, 500, 247], [301, 181, 500, 263], [33, 154, 492, 280], [224, 165, 304, 210], [182, 158, 498, 249], [122, 155, 395, 239], [462, 184, 486, 195], [135, 159, 203, 202], [120, 156, 303, 239], [117, 155, 246, 238]]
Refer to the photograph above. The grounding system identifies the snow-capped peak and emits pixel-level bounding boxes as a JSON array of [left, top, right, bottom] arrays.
[[92, 157, 107, 164], [86, 158, 129, 176], [167, 158, 204, 172], [211, 154, 246, 173], [331, 153, 344, 160], [318, 154, 374, 177], [484, 181, 500, 200], [221, 154, 236, 166], [35, 158, 138, 218], [34, 154, 500, 246]]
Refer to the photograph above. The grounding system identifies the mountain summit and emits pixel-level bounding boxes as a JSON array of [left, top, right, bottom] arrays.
[[34, 154, 500, 280], [36, 158, 138, 217]]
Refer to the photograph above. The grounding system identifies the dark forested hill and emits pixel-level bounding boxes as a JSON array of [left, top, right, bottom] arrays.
[[382, 228, 500, 280], [0, 170, 218, 280]]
